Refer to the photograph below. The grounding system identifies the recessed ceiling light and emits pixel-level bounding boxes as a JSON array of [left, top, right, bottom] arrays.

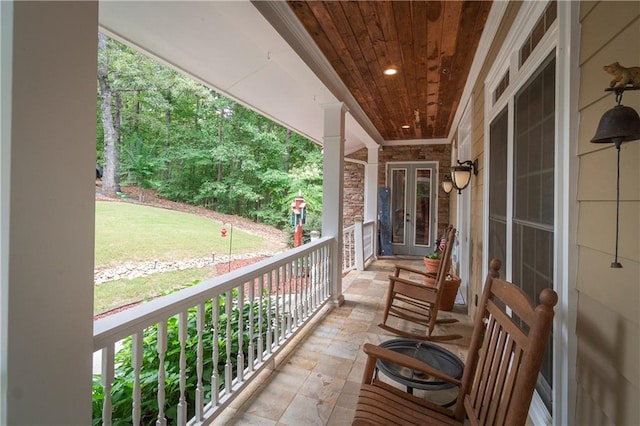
[[401, 125, 411, 129], [383, 67, 398, 76]]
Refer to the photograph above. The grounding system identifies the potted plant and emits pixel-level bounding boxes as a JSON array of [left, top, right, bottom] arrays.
[[423, 250, 441, 274], [423, 234, 445, 274]]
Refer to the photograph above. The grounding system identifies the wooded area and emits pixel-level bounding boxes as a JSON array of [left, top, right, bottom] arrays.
[[97, 33, 323, 231]]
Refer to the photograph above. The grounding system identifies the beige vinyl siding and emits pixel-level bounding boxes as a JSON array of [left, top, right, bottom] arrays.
[[576, 1, 640, 424]]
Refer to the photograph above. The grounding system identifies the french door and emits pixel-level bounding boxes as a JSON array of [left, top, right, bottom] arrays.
[[387, 162, 438, 256]]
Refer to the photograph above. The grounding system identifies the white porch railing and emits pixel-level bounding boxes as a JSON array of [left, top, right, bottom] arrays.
[[342, 216, 376, 273], [93, 237, 334, 425]]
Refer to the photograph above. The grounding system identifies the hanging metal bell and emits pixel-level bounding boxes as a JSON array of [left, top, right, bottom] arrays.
[[591, 104, 640, 143]]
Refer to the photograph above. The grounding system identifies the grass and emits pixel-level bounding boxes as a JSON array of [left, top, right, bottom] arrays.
[[94, 267, 217, 315], [95, 201, 268, 268], [94, 201, 276, 315]]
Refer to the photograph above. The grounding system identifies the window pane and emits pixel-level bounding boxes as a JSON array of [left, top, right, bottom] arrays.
[[488, 107, 508, 264], [414, 169, 431, 246], [513, 53, 555, 412], [391, 169, 406, 244]]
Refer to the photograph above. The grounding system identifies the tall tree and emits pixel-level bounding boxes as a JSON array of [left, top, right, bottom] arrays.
[[97, 33, 121, 196], [97, 34, 324, 230]]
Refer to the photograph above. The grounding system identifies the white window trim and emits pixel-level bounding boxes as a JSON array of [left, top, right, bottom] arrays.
[[482, 2, 579, 425]]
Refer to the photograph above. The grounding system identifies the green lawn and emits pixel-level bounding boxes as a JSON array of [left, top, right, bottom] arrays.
[[94, 201, 275, 315], [94, 267, 217, 315], [95, 201, 268, 268]]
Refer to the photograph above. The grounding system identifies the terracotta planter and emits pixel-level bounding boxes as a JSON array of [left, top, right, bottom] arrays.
[[439, 276, 461, 311], [422, 275, 462, 311], [423, 257, 441, 274], [423, 275, 436, 287]]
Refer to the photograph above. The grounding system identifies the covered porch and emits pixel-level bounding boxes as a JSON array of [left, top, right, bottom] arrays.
[[2, 1, 639, 425], [213, 258, 472, 425]]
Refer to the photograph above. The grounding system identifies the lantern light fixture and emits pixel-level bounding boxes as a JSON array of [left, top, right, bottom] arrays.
[[449, 159, 478, 194], [441, 174, 453, 194], [590, 86, 640, 268]]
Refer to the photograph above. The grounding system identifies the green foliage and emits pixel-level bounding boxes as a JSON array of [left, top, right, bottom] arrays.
[[426, 251, 442, 260], [101, 36, 321, 227], [92, 289, 278, 425], [97, 33, 323, 230]]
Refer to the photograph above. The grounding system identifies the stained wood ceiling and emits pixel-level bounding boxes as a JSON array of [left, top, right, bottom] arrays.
[[287, 1, 492, 142]]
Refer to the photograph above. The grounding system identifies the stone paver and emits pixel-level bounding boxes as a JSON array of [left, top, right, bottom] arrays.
[[216, 258, 473, 425]]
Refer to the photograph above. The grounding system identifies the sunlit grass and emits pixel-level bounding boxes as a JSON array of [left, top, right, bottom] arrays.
[[94, 267, 217, 315], [95, 201, 268, 268]]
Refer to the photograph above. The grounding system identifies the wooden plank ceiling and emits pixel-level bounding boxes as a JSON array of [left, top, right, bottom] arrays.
[[287, 0, 492, 142]]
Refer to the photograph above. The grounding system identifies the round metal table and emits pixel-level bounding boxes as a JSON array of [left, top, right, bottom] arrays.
[[376, 338, 464, 406]]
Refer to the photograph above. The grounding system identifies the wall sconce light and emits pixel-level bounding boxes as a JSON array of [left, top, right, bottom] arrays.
[[450, 159, 478, 194], [591, 86, 640, 268], [441, 174, 453, 194]]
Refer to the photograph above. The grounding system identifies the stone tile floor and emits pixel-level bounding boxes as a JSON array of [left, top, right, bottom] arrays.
[[214, 258, 474, 425]]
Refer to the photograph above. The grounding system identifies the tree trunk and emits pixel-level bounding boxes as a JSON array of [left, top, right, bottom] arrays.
[[284, 128, 291, 172], [133, 89, 140, 132], [97, 33, 120, 197], [165, 92, 172, 148]]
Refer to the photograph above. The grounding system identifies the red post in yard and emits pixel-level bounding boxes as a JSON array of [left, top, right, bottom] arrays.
[[291, 192, 307, 247]]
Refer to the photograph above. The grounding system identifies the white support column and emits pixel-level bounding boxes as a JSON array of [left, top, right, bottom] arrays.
[[364, 146, 379, 223], [321, 102, 346, 306], [354, 216, 364, 270], [0, 2, 98, 423]]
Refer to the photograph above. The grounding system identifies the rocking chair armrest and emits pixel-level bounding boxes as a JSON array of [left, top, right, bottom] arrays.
[[362, 343, 462, 387], [393, 264, 430, 276], [388, 275, 438, 291]]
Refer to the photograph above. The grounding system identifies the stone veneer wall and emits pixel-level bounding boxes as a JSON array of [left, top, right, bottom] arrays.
[[344, 144, 452, 233], [343, 160, 365, 228]]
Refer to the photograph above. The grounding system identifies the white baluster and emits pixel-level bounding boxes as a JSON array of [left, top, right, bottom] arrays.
[[237, 286, 244, 382], [101, 344, 115, 426], [212, 296, 220, 405], [281, 265, 287, 341], [275, 267, 282, 346], [195, 303, 205, 421], [257, 274, 264, 362], [178, 311, 188, 426], [225, 290, 232, 395], [286, 262, 292, 335], [294, 259, 300, 326], [309, 250, 318, 310], [248, 277, 255, 371], [132, 333, 143, 426], [312, 249, 319, 308], [156, 320, 167, 426], [302, 255, 309, 318], [324, 245, 330, 299], [266, 271, 273, 354], [321, 246, 327, 300]]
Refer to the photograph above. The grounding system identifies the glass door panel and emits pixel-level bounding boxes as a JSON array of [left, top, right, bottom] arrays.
[[414, 168, 431, 247], [391, 169, 406, 245], [388, 163, 437, 256]]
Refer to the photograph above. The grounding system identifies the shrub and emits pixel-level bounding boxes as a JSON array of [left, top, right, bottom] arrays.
[[93, 289, 277, 425]]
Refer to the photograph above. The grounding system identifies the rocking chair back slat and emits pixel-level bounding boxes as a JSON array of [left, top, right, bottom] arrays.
[[379, 225, 460, 341], [458, 259, 557, 426], [354, 258, 557, 426]]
